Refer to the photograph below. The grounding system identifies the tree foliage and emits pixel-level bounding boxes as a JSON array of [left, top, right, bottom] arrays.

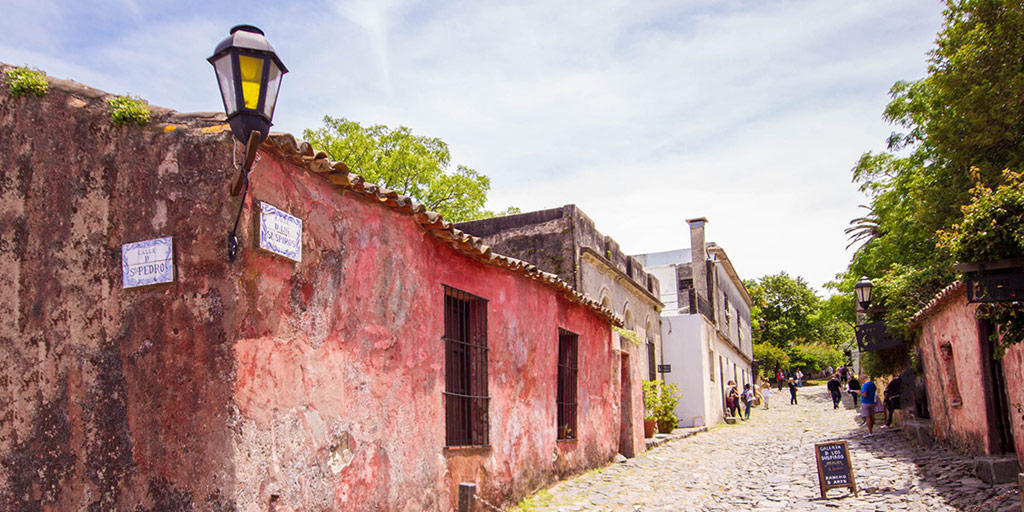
[[788, 344, 845, 375], [843, 0, 1024, 339], [303, 116, 518, 222], [753, 343, 789, 375], [745, 273, 852, 349], [939, 169, 1024, 347]]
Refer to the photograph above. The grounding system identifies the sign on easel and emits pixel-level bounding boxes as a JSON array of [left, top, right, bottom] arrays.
[[814, 441, 857, 498]]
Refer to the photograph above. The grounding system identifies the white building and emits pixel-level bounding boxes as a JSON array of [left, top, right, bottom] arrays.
[[634, 218, 753, 428]]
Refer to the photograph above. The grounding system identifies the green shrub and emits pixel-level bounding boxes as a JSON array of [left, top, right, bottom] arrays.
[[787, 343, 844, 374], [642, 379, 681, 432], [860, 346, 907, 378], [107, 95, 150, 126], [4, 66, 48, 97]]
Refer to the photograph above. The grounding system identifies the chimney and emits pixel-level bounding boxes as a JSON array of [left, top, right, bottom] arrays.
[[687, 217, 709, 302]]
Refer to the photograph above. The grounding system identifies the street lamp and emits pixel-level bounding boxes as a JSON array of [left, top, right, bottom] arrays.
[[208, 25, 288, 261], [854, 276, 873, 311], [209, 25, 287, 147]]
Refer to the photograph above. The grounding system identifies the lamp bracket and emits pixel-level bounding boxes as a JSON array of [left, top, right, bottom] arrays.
[[232, 130, 262, 196]]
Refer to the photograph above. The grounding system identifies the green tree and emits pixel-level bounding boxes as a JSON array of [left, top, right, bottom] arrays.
[[843, 0, 1024, 337], [303, 116, 518, 222], [745, 273, 824, 349], [753, 343, 790, 377]]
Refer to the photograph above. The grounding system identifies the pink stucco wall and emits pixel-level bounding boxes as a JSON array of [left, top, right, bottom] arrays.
[[0, 68, 634, 511], [915, 285, 1024, 465], [232, 150, 627, 510]]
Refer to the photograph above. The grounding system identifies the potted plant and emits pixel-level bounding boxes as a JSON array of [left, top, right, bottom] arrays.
[[642, 381, 660, 438], [643, 380, 681, 436]]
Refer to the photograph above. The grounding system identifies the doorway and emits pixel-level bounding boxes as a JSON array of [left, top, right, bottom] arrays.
[[619, 353, 634, 458], [980, 320, 1015, 454]]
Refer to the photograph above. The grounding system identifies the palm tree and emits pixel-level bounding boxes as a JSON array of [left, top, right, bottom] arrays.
[[845, 205, 880, 251]]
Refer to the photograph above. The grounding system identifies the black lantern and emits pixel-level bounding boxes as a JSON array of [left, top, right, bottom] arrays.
[[208, 25, 288, 145], [854, 276, 873, 310], [209, 25, 287, 262]]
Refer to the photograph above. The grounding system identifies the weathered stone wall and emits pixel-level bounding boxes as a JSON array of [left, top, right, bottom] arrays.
[[456, 206, 576, 286], [0, 66, 625, 511], [0, 66, 240, 510]]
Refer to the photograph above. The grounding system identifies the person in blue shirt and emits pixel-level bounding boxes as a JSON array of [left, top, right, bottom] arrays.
[[860, 376, 878, 435]]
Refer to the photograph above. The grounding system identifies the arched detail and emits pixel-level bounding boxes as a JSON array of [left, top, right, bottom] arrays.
[[623, 306, 634, 330]]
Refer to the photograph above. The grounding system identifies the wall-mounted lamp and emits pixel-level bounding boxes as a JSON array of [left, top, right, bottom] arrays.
[[208, 24, 288, 261], [854, 276, 873, 311]]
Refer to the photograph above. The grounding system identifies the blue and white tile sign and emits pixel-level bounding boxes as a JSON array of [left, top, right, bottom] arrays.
[[259, 202, 302, 262], [122, 237, 174, 288]]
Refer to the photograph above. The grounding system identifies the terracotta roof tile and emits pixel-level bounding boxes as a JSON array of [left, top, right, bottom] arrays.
[[264, 133, 623, 327], [908, 281, 966, 329]]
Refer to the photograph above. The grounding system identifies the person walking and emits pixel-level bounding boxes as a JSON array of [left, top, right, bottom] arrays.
[[883, 375, 903, 428], [860, 375, 878, 435], [827, 374, 842, 409], [848, 374, 861, 406], [761, 380, 772, 409], [742, 384, 755, 420], [838, 366, 849, 390], [788, 378, 798, 405], [776, 369, 785, 391], [795, 369, 804, 387]]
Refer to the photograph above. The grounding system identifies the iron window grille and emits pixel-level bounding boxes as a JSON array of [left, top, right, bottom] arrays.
[[443, 286, 489, 447], [557, 329, 579, 440]]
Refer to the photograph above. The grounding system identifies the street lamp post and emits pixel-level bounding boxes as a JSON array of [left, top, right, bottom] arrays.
[[208, 25, 288, 261]]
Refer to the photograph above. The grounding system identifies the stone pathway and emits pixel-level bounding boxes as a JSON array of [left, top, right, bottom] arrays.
[[517, 384, 1020, 511]]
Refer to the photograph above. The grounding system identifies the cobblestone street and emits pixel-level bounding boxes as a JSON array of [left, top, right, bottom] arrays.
[[519, 384, 1020, 512]]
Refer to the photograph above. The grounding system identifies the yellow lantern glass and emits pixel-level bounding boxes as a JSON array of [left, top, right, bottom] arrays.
[[238, 54, 265, 110]]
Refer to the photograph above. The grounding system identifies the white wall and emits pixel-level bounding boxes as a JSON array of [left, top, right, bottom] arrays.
[[661, 313, 711, 427]]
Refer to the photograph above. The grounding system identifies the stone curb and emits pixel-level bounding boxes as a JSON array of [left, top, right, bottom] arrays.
[[643, 426, 708, 451]]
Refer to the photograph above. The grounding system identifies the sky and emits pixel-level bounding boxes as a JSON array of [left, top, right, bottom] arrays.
[[0, 0, 946, 292]]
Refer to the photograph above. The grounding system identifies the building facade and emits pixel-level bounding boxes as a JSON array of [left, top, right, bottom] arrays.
[[634, 218, 753, 428], [0, 67, 640, 511], [457, 206, 665, 429], [909, 282, 1024, 474]]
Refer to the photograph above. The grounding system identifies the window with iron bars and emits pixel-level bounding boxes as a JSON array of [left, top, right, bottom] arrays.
[[557, 329, 579, 441], [443, 286, 489, 447]]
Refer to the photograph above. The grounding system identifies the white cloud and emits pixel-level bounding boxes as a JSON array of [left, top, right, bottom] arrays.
[[0, 0, 945, 290]]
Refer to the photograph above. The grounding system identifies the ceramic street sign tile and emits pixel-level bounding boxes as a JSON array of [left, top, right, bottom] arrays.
[[122, 237, 174, 288], [258, 201, 302, 262]]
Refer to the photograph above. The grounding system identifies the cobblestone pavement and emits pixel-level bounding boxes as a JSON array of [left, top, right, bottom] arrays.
[[520, 384, 1020, 512]]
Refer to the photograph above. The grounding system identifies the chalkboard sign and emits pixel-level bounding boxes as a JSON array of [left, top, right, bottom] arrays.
[[814, 441, 857, 498]]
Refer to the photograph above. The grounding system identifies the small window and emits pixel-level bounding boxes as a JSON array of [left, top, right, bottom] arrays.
[[939, 342, 962, 407], [444, 286, 489, 447], [709, 349, 716, 381], [557, 329, 579, 440]]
